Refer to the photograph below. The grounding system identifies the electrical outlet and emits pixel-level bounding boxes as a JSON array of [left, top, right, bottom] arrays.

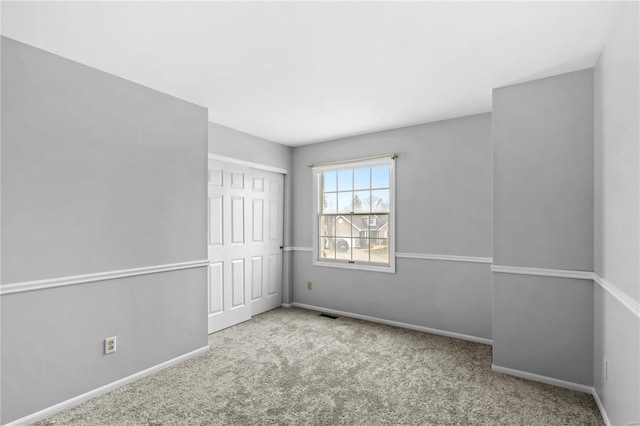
[[105, 336, 116, 354], [307, 281, 312, 290]]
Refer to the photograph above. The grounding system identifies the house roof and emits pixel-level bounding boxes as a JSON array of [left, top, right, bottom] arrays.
[[337, 215, 389, 233]]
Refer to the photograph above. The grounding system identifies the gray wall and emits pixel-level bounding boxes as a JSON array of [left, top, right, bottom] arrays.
[[1, 37, 208, 423], [1, 269, 206, 423], [208, 122, 294, 302], [2, 38, 207, 283], [492, 274, 593, 383], [291, 113, 493, 340], [593, 2, 640, 424], [209, 122, 291, 173], [493, 70, 594, 271], [492, 69, 594, 386]]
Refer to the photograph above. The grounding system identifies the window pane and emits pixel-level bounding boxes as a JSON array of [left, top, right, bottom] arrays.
[[353, 168, 370, 190], [337, 192, 353, 213], [335, 215, 352, 237], [323, 171, 337, 192], [319, 215, 336, 237], [352, 238, 370, 262], [371, 189, 390, 212], [319, 237, 335, 260], [337, 169, 353, 191], [372, 214, 389, 237], [370, 238, 389, 264], [335, 237, 351, 259], [372, 167, 389, 189], [322, 192, 337, 214], [354, 215, 370, 232], [353, 190, 370, 213]]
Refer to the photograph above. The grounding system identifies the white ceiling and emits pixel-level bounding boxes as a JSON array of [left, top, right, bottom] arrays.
[[1, 1, 626, 146]]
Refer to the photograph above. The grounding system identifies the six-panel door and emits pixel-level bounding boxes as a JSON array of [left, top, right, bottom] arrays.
[[207, 159, 284, 334]]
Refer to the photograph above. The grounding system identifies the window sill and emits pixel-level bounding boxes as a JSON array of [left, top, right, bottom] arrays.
[[312, 259, 396, 274]]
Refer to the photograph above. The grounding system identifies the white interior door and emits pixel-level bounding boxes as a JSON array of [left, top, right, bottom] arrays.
[[207, 159, 284, 334], [248, 168, 284, 316]]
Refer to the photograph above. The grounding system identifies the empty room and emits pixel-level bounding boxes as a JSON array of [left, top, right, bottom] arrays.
[[1, 1, 638, 425]]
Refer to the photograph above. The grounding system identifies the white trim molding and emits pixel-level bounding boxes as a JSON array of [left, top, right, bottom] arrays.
[[491, 364, 611, 425], [491, 364, 593, 394], [288, 248, 492, 265], [0, 260, 209, 296], [281, 303, 293, 308], [291, 302, 493, 346], [5, 345, 210, 426], [491, 264, 593, 280], [490, 265, 639, 318], [397, 252, 493, 264], [593, 273, 640, 319], [208, 153, 287, 175], [283, 246, 313, 252], [592, 389, 612, 426]]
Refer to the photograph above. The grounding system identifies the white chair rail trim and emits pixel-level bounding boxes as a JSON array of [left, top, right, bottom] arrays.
[[593, 273, 640, 319], [396, 252, 493, 263], [491, 264, 593, 280], [286, 247, 492, 264], [0, 260, 210, 296], [492, 265, 639, 319]]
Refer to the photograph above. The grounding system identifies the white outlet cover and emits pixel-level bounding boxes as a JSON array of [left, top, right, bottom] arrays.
[[105, 336, 117, 354]]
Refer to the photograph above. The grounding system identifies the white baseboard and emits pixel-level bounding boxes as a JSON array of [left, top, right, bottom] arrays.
[[281, 303, 293, 308], [591, 388, 612, 426], [291, 302, 492, 345], [491, 364, 592, 393], [491, 365, 611, 424], [5, 345, 210, 426]]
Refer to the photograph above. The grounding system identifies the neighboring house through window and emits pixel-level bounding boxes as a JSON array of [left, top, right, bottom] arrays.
[[312, 156, 395, 273]]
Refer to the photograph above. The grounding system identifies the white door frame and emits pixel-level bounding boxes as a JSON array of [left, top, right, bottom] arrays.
[[208, 154, 288, 175]]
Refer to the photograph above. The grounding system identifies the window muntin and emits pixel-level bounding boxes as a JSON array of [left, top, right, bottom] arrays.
[[313, 159, 395, 272]]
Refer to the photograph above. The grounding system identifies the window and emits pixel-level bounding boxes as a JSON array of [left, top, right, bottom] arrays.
[[312, 157, 395, 273]]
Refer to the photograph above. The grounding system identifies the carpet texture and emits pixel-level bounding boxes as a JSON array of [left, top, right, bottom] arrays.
[[37, 307, 603, 425]]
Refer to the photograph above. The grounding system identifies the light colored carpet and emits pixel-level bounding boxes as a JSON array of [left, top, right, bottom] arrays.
[[37, 307, 603, 425]]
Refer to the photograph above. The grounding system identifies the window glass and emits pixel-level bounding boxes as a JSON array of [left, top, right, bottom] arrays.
[[371, 167, 389, 188], [337, 170, 352, 191], [323, 171, 337, 192], [315, 159, 394, 272], [353, 168, 370, 190], [337, 192, 353, 213]]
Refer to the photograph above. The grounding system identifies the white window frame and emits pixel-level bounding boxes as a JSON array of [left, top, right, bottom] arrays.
[[312, 157, 396, 273]]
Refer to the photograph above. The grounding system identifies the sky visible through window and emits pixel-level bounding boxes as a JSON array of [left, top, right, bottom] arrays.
[[324, 167, 389, 193], [322, 167, 389, 214]]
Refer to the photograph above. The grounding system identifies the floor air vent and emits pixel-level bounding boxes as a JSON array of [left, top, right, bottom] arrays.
[[319, 312, 338, 319]]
